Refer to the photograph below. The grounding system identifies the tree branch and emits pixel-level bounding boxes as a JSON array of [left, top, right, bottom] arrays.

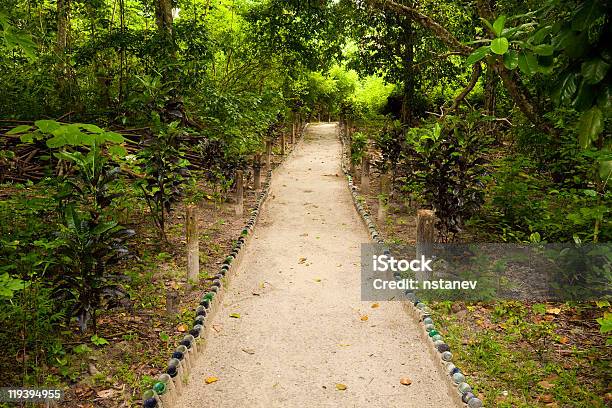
[[451, 62, 482, 112], [368, 0, 473, 55], [495, 61, 555, 135], [413, 51, 464, 70]]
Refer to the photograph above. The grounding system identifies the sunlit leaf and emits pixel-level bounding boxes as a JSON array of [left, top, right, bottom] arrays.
[[465, 46, 491, 65], [6, 125, 31, 135], [492, 15, 506, 37], [491, 37, 509, 55]]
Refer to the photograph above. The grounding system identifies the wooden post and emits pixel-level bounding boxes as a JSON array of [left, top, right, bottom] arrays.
[[266, 140, 272, 169], [361, 154, 370, 195], [281, 133, 286, 155], [291, 118, 296, 144], [378, 172, 391, 222], [165, 289, 180, 315], [416, 209, 435, 281], [253, 155, 261, 190], [235, 170, 244, 216], [186, 205, 199, 283]]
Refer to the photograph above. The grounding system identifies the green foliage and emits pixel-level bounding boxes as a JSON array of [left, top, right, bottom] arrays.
[[0, 272, 27, 298], [137, 115, 190, 240], [596, 312, 612, 345], [350, 131, 368, 165], [53, 205, 132, 332], [401, 117, 488, 241]]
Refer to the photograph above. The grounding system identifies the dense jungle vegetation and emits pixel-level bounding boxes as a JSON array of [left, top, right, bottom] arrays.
[[0, 0, 610, 406]]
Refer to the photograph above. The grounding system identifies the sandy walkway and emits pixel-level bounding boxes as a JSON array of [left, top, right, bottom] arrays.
[[175, 123, 458, 408]]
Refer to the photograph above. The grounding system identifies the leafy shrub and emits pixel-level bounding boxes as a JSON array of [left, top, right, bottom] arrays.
[[374, 119, 403, 174], [401, 117, 488, 241], [137, 115, 190, 240], [350, 131, 368, 165], [53, 206, 133, 332]]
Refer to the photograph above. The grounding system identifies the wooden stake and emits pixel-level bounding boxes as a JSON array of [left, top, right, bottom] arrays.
[[291, 119, 296, 144], [416, 209, 435, 281], [378, 172, 391, 222], [235, 170, 244, 216], [186, 205, 199, 283], [281, 133, 286, 155], [166, 289, 179, 316], [266, 140, 272, 169], [253, 155, 262, 190], [361, 154, 370, 195]]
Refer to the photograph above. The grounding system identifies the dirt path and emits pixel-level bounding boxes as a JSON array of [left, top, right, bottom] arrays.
[[175, 123, 459, 408]]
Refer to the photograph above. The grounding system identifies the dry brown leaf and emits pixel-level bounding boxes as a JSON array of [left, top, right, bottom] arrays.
[[335, 383, 347, 391], [558, 336, 569, 344], [177, 323, 188, 332], [371, 303, 380, 309], [205, 377, 218, 384], [360, 315, 369, 321], [298, 257, 307, 264], [96, 389, 116, 398], [538, 380, 555, 390], [400, 378, 412, 386], [538, 394, 555, 403], [546, 307, 561, 315]]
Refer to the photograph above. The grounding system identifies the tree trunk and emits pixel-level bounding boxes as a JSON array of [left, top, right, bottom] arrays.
[[56, 0, 75, 106], [56, 0, 70, 53], [155, 0, 174, 37], [484, 59, 498, 137], [484, 61, 497, 117], [155, 0, 176, 64], [400, 21, 415, 125]]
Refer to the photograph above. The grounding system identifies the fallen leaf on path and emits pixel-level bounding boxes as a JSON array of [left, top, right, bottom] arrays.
[[298, 257, 307, 264], [371, 303, 379, 309], [205, 377, 218, 384], [230, 313, 241, 318], [335, 383, 347, 391], [242, 348, 255, 355], [314, 278, 321, 282], [177, 323, 188, 332], [360, 315, 369, 321], [96, 389, 116, 398], [400, 378, 412, 386]]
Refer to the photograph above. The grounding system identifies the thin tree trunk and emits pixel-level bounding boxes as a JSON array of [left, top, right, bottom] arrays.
[[155, 0, 174, 51], [400, 20, 415, 125], [56, 0, 70, 53]]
